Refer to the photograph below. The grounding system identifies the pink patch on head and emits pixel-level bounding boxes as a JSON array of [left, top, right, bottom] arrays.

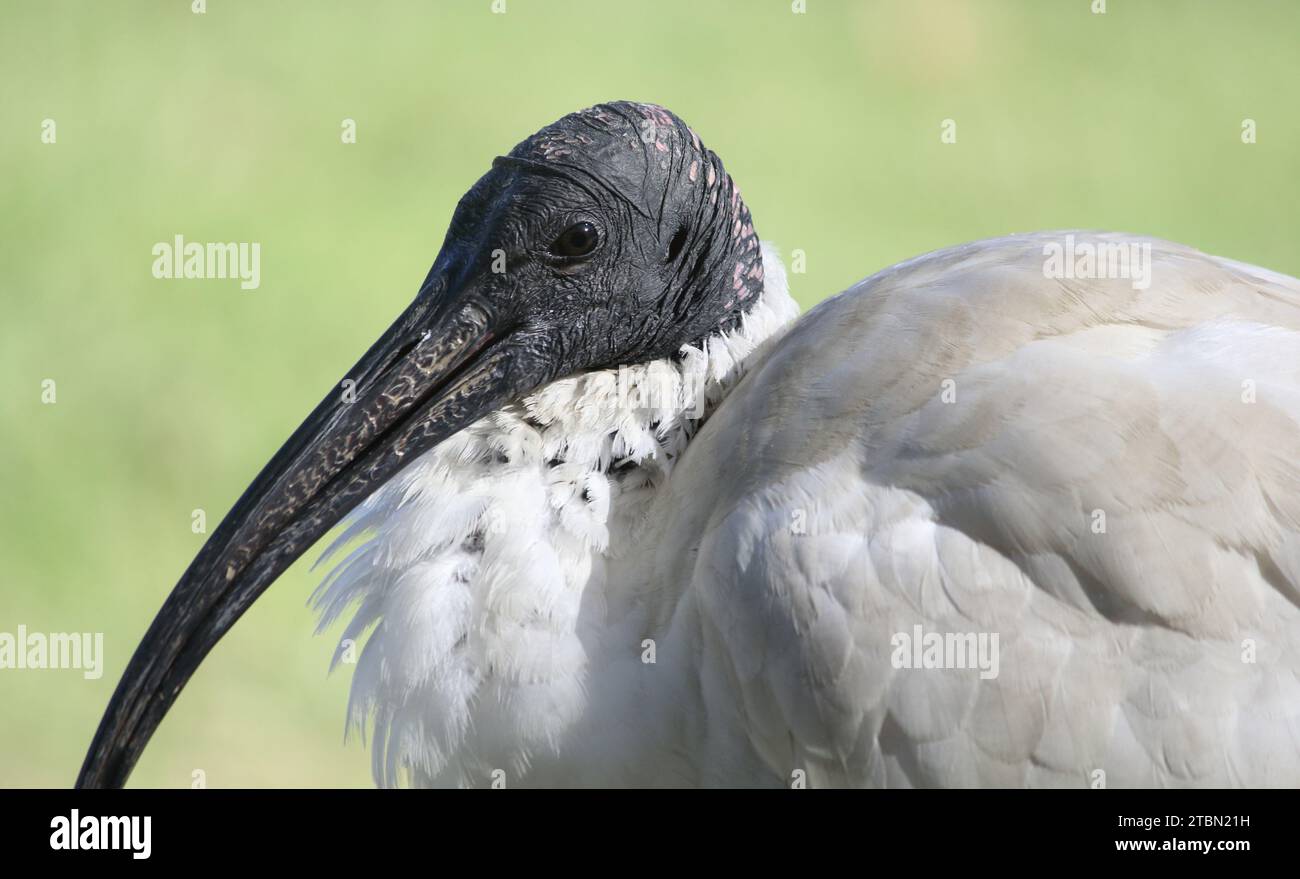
[[710, 191, 717, 205], [706, 166, 716, 187], [733, 262, 745, 290], [655, 140, 667, 153], [689, 160, 698, 182], [732, 219, 741, 238], [637, 104, 676, 134]]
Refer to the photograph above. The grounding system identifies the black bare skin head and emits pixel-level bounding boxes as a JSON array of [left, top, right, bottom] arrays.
[[445, 101, 764, 372], [76, 101, 764, 788]]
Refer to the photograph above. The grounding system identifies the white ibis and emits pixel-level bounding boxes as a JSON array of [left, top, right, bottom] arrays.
[[80, 102, 1300, 788]]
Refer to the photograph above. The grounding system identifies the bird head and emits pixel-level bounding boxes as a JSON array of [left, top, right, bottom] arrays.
[[440, 101, 764, 371], [77, 101, 762, 787]]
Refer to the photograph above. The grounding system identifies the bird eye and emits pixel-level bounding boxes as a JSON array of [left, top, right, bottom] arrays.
[[551, 221, 600, 258]]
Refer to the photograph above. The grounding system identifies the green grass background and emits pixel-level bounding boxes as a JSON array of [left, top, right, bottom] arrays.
[[1, 0, 1297, 787]]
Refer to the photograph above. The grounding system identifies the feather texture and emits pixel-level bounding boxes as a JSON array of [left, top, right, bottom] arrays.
[[319, 232, 1300, 787]]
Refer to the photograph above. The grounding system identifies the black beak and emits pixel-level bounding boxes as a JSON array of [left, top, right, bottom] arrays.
[[77, 268, 536, 788]]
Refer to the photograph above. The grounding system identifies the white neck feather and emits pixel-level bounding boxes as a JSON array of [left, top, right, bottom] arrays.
[[313, 242, 799, 786]]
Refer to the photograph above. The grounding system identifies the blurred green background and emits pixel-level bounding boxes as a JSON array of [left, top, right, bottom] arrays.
[[1, 0, 1297, 787]]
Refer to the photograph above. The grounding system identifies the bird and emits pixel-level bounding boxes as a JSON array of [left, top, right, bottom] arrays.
[[78, 101, 1300, 789]]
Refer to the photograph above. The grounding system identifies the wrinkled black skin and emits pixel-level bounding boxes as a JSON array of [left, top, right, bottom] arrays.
[[76, 102, 763, 789], [438, 100, 762, 383]]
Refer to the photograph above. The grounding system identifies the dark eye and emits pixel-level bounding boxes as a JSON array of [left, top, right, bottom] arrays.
[[551, 221, 600, 258]]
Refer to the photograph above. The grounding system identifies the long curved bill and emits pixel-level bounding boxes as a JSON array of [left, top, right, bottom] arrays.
[[77, 273, 531, 788]]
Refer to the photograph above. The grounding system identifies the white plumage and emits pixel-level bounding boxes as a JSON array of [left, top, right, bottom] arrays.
[[315, 232, 1300, 788]]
